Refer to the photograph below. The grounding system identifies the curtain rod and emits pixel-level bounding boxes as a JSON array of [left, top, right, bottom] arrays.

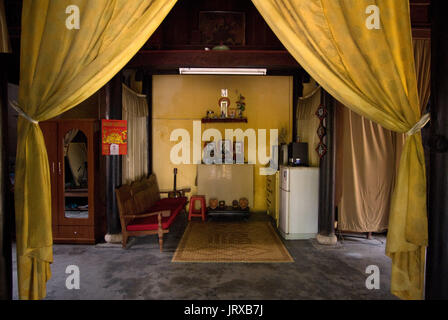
[[122, 83, 147, 98], [298, 85, 321, 101]]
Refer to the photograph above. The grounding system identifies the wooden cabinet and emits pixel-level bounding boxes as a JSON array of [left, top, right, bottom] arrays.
[[40, 119, 105, 244], [266, 171, 279, 227]]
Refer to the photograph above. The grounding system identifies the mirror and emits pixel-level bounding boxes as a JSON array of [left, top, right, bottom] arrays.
[[63, 129, 89, 219]]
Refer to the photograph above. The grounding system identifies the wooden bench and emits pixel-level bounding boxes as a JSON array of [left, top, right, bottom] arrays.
[[115, 174, 188, 251]]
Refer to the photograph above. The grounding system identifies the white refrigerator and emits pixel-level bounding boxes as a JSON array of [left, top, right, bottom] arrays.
[[279, 166, 319, 240]]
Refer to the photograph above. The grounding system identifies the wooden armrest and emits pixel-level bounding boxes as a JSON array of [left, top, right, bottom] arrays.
[[159, 187, 191, 194], [123, 210, 170, 219], [159, 188, 192, 198]]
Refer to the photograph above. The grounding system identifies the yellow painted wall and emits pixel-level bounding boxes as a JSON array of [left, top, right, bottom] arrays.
[[152, 75, 293, 212]]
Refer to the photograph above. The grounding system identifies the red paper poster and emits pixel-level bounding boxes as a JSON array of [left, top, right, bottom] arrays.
[[101, 119, 128, 155]]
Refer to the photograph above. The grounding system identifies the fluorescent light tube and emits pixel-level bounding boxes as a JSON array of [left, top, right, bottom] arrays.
[[179, 68, 267, 75]]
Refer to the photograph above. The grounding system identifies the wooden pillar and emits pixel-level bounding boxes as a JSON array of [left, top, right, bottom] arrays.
[[292, 71, 302, 142], [0, 53, 12, 300], [316, 90, 337, 245], [104, 74, 122, 235], [425, 0, 448, 299], [142, 72, 153, 175]]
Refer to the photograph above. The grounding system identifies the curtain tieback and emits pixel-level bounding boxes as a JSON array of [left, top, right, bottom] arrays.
[[406, 113, 430, 136], [8, 100, 39, 124]]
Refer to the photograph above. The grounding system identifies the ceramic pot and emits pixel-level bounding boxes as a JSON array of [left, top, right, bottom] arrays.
[[239, 197, 249, 209], [209, 198, 218, 209]]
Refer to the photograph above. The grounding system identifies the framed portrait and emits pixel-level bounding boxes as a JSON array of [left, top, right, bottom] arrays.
[[219, 97, 230, 118], [203, 141, 217, 164], [198, 11, 246, 46], [220, 139, 233, 163], [235, 141, 244, 154]]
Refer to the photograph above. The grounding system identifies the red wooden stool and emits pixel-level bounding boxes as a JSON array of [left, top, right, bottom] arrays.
[[188, 195, 206, 221]]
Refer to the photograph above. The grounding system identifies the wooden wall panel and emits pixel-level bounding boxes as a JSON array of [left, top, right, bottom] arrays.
[[410, 0, 431, 39], [410, 0, 431, 28], [143, 0, 284, 50]]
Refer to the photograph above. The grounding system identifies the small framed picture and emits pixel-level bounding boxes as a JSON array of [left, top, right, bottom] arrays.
[[234, 141, 244, 163], [228, 108, 236, 118], [221, 139, 232, 153], [235, 141, 243, 153]]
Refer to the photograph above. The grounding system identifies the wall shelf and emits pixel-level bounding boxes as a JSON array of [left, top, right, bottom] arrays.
[[65, 192, 89, 197], [201, 117, 248, 123]]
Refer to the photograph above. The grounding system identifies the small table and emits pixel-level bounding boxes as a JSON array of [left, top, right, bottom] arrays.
[[207, 206, 250, 219]]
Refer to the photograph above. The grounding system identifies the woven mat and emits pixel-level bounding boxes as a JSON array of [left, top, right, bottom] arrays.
[[172, 221, 294, 263]]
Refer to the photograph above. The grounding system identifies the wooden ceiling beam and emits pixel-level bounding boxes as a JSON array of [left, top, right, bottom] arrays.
[[127, 50, 300, 70]]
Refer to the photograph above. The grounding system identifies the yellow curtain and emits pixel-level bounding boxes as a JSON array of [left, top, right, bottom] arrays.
[[0, 0, 11, 53], [252, 0, 426, 299], [15, 0, 176, 300], [122, 84, 149, 184]]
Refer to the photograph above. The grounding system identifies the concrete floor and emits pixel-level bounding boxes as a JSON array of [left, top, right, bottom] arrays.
[[12, 213, 397, 300]]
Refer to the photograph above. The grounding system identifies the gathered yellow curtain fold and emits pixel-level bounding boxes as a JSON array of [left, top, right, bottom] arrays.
[[413, 39, 431, 113], [297, 84, 321, 167], [336, 102, 398, 233], [252, 0, 427, 299], [16, 0, 177, 299], [122, 84, 149, 184]]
